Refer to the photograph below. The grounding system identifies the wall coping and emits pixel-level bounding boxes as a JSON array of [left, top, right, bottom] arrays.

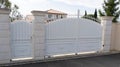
[[0, 8, 10, 14], [112, 23, 120, 25], [101, 16, 113, 21]]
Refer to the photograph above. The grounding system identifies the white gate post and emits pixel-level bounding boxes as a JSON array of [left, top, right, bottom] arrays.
[[101, 16, 113, 52], [0, 8, 11, 63], [31, 11, 46, 60]]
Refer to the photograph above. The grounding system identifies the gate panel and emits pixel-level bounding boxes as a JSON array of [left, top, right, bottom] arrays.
[[11, 20, 32, 59], [45, 18, 102, 56]]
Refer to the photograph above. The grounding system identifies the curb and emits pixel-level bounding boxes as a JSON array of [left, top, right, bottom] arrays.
[[0, 51, 120, 67]]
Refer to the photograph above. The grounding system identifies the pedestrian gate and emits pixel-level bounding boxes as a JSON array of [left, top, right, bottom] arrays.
[[11, 20, 32, 59]]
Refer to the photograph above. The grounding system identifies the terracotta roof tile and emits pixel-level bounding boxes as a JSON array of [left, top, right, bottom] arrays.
[[46, 9, 67, 15]]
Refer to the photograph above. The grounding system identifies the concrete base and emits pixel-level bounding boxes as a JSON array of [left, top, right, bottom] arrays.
[[34, 57, 44, 60], [0, 59, 10, 64]]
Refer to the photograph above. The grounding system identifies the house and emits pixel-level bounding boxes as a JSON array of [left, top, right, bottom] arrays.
[[46, 9, 67, 22], [25, 9, 67, 23], [25, 15, 34, 23]]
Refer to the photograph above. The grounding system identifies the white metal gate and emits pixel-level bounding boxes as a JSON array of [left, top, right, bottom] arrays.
[[45, 18, 102, 56], [11, 20, 32, 59]]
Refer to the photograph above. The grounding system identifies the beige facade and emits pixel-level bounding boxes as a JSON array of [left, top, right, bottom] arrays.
[[25, 15, 34, 22], [111, 23, 120, 51], [46, 9, 67, 22]]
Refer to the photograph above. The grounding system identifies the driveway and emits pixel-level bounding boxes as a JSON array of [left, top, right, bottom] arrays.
[[8, 53, 120, 67]]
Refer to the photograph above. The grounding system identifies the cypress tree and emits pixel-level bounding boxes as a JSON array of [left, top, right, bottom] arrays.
[[85, 10, 87, 16], [99, 0, 120, 22], [94, 9, 97, 19]]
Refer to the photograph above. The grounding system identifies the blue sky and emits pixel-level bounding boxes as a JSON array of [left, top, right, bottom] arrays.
[[9, 0, 104, 16]]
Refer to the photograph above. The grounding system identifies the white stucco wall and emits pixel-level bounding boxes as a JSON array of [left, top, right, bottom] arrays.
[[101, 16, 113, 52], [0, 9, 11, 64]]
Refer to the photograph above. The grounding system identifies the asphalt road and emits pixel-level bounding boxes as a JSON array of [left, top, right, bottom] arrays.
[[8, 54, 120, 67]]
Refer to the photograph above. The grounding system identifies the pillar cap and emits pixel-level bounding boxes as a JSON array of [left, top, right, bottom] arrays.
[[101, 16, 114, 21], [0, 8, 10, 14]]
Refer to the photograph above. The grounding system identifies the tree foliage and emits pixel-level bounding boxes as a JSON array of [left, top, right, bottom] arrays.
[[99, 0, 120, 22], [10, 5, 22, 22], [82, 9, 100, 23], [0, 0, 22, 22], [0, 0, 11, 8], [85, 10, 87, 16]]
